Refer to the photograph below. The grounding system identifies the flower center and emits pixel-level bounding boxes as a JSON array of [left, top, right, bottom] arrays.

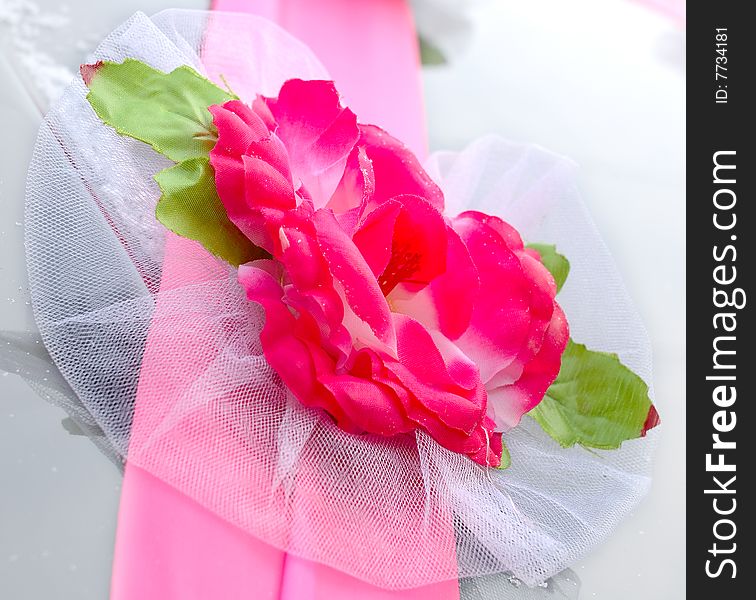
[[378, 240, 422, 296]]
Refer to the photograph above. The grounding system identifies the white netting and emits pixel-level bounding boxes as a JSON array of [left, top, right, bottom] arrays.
[[24, 10, 657, 590]]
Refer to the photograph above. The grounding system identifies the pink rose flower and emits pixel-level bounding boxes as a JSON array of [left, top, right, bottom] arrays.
[[208, 79, 568, 467]]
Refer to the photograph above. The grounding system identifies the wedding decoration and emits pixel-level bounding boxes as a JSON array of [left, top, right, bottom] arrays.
[[21, 9, 660, 592]]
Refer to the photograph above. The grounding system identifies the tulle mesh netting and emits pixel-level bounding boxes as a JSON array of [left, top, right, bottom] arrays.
[[24, 10, 657, 589]]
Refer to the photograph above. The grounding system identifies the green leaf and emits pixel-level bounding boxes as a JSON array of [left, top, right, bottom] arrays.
[[496, 440, 512, 470], [527, 243, 570, 293], [83, 59, 267, 266], [529, 340, 659, 449], [418, 36, 447, 66], [83, 59, 233, 162], [155, 158, 266, 266]]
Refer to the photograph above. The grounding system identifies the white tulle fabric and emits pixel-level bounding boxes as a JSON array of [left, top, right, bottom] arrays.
[[24, 10, 657, 589]]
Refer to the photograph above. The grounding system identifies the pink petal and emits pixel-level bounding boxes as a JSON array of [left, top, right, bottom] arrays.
[[389, 314, 483, 433], [240, 263, 502, 466], [487, 304, 569, 429], [386, 224, 478, 340], [251, 95, 276, 131], [451, 211, 547, 383], [241, 153, 296, 206], [210, 100, 269, 147], [263, 79, 359, 209], [209, 101, 296, 251], [379, 340, 501, 467], [359, 124, 445, 212], [239, 264, 406, 437], [318, 350, 412, 436], [351, 200, 403, 278], [275, 213, 345, 331], [428, 330, 480, 391], [327, 145, 375, 223], [313, 209, 396, 350], [353, 195, 448, 296], [238, 263, 347, 426], [212, 100, 293, 185], [377, 195, 447, 295], [462, 417, 503, 467]]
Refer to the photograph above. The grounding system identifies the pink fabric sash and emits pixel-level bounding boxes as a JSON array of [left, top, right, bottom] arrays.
[[111, 2, 456, 598]]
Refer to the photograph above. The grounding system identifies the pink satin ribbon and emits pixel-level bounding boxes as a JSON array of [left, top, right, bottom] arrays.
[[111, 1, 457, 598], [210, 0, 428, 160]]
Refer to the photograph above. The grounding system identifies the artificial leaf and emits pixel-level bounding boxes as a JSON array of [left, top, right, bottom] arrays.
[[529, 340, 659, 449], [418, 36, 447, 66], [496, 440, 512, 470], [527, 243, 570, 293], [82, 59, 233, 162], [155, 158, 266, 266]]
